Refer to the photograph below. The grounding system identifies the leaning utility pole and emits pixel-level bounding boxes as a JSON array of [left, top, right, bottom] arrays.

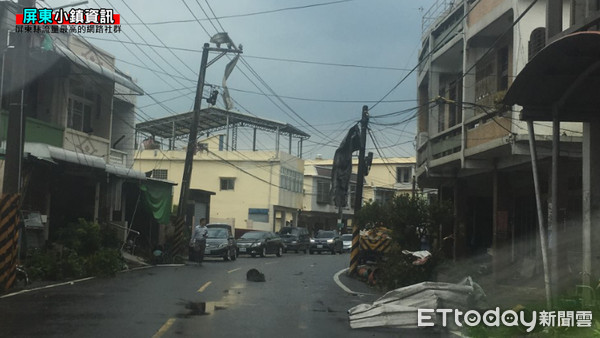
[[3, 0, 34, 195], [176, 43, 210, 219], [349, 105, 369, 276], [176, 35, 242, 222]]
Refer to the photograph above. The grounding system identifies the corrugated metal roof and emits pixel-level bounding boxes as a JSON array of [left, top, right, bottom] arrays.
[[136, 107, 310, 140]]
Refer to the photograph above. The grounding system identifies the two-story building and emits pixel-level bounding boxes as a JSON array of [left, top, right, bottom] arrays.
[[301, 157, 416, 234], [134, 107, 309, 237], [0, 1, 174, 255]]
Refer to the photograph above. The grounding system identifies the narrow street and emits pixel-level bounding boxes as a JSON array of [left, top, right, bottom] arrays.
[[0, 254, 425, 337]]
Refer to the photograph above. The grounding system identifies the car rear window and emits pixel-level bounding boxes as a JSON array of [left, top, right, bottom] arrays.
[[240, 231, 265, 239], [207, 228, 228, 238], [316, 231, 335, 238]]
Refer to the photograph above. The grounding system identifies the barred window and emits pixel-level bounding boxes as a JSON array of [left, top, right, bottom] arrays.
[[152, 169, 168, 180], [280, 168, 303, 193], [396, 167, 411, 183], [220, 177, 235, 191], [316, 180, 330, 204]]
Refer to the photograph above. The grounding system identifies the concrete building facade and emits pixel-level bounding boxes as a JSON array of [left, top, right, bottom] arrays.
[[416, 0, 594, 289], [133, 139, 304, 237]]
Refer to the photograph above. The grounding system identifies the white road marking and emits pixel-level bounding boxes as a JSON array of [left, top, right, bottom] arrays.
[[153, 318, 176, 337], [333, 268, 374, 296], [197, 281, 212, 293]]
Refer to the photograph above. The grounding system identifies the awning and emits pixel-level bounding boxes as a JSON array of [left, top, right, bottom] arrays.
[[504, 31, 600, 122], [25, 142, 105, 169], [54, 44, 144, 95], [24, 143, 151, 181], [106, 164, 147, 180]]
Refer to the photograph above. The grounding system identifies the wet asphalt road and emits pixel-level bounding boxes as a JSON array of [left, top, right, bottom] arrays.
[[0, 252, 411, 337]]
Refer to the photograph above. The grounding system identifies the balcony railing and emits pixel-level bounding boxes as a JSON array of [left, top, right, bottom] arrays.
[[0, 112, 64, 147], [422, 0, 463, 33], [109, 149, 127, 166], [63, 128, 110, 160]]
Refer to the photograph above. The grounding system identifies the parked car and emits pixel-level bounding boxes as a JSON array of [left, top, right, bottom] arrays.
[[237, 231, 284, 257], [205, 223, 237, 261], [341, 233, 353, 252], [279, 226, 310, 253], [309, 230, 343, 254]]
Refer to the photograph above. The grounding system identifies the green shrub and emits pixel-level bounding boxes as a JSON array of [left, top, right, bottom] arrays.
[[85, 248, 123, 277], [355, 195, 453, 291], [56, 219, 101, 256], [376, 247, 441, 290], [25, 219, 125, 281]]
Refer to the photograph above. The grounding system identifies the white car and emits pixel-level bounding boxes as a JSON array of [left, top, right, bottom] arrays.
[[341, 234, 353, 253]]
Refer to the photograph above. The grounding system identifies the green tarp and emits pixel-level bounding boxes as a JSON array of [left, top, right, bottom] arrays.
[[139, 181, 172, 224]]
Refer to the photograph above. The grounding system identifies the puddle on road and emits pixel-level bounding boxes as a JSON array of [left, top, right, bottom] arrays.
[[177, 301, 228, 318], [178, 282, 246, 318]]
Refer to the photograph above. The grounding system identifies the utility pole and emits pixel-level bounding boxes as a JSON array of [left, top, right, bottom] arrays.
[[177, 43, 210, 219], [349, 105, 369, 276], [353, 105, 369, 212], [3, 0, 34, 195], [176, 34, 242, 223]]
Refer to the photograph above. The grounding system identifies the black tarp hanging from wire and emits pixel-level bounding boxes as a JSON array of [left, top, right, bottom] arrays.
[[331, 125, 361, 208]]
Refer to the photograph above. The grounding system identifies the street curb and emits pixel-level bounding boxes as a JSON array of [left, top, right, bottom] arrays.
[[1, 265, 154, 299], [0, 276, 96, 299], [333, 267, 375, 296]]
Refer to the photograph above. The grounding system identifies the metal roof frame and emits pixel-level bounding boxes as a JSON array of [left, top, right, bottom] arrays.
[[135, 107, 310, 141]]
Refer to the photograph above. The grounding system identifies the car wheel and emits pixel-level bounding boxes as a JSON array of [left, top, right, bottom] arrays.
[[276, 246, 283, 257], [309, 250, 314, 254], [294, 249, 298, 253], [303, 248, 307, 254], [260, 247, 266, 257], [251, 253, 256, 258], [331, 249, 335, 255]]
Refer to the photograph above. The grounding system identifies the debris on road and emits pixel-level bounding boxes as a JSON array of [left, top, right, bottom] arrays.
[[246, 268, 266, 282], [348, 276, 486, 330]]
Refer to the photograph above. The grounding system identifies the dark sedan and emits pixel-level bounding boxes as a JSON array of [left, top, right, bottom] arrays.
[[204, 225, 237, 261], [309, 230, 343, 254], [237, 231, 284, 257]]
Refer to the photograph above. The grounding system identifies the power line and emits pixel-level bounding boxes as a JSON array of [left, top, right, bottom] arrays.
[[123, 0, 354, 26], [82, 35, 452, 73], [181, 1, 333, 143], [370, 1, 482, 110]]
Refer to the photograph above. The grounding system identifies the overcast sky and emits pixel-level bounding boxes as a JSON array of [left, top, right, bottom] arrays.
[[44, 0, 438, 159]]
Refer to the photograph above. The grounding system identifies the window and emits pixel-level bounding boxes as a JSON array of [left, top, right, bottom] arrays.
[[396, 167, 411, 183], [475, 52, 496, 107], [220, 177, 235, 190], [152, 169, 168, 180], [375, 189, 394, 204], [447, 78, 462, 127], [528, 28, 546, 61], [68, 79, 96, 132], [280, 168, 303, 193], [316, 180, 330, 204], [437, 88, 445, 132]]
